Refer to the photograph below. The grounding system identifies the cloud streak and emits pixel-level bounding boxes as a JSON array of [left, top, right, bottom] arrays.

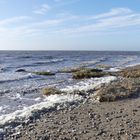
[[0, 16, 30, 26], [51, 8, 140, 34], [91, 8, 132, 19], [0, 7, 140, 40], [33, 4, 51, 15]]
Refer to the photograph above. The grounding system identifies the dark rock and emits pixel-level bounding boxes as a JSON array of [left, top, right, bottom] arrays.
[[16, 69, 26, 72]]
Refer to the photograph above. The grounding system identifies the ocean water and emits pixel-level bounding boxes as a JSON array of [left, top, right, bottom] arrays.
[[0, 51, 140, 128]]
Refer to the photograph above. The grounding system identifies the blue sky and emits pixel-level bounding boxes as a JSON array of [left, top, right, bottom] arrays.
[[0, 0, 140, 50]]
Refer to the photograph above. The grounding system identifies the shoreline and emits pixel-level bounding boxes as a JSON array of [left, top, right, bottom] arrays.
[[2, 64, 140, 140]]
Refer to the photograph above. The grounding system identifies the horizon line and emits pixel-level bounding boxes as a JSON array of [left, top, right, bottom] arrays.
[[0, 50, 140, 52]]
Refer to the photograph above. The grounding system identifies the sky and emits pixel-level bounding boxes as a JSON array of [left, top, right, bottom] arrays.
[[0, 0, 140, 50]]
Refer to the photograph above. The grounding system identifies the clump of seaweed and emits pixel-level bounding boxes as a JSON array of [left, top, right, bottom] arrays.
[[118, 68, 140, 78], [58, 67, 84, 73], [34, 71, 55, 76], [72, 68, 106, 79], [94, 78, 140, 102], [42, 87, 62, 96], [96, 64, 111, 69], [33, 65, 140, 78]]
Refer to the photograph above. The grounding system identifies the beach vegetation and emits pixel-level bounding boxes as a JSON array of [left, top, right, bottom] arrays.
[[72, 68, 105, 79], [96, 64, 111, 69], [118, 68, 140, 78], [42, 87, 62, 96], [58, 67, 85, 73], [34, 71, 55, 76], [94, 78, 140, 102]]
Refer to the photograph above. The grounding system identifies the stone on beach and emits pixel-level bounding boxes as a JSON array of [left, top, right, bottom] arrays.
[[15, 69, 26, 72]]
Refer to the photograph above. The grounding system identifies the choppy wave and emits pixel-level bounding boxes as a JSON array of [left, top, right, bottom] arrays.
[[79, 57, 108, 67], [0, 73, 36, 84], [0, 76, 116, 128], [34, 58, 64, 65], [2, 58, 65, 70], [125, 62, 140, 68], [112, 55, 138, 67], [61, 76, 117, 93]]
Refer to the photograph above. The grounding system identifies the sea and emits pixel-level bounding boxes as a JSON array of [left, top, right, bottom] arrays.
[[0, 51, 140, 131]]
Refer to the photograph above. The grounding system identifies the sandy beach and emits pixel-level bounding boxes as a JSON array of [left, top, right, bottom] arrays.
[[5, 96, 140, 140]]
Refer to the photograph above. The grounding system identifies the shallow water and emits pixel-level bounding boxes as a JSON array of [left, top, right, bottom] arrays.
[[0, 51, 140, 127]]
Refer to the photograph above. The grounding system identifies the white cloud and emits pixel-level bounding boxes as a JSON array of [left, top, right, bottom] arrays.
[[0, 18, 64, 40], [1, 7, 140, 41], [0, 16, 30, 26], [51, 8, 140, 34], [33, 4, 50, 15], [1, 7, 140, 50], [91, 8, 132, 19]]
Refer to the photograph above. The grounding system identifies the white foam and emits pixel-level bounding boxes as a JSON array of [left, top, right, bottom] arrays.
[[35, 58, 64, 64], [82, 60, 98, 64], [106, 67, 120, 72], [61, 76, 116, 93], [0, 94, 81, 126], [6, 93, 22, 100], [0, 76, 116, 127], [0, 106, 8, 113], [80, 60, 100, 67], [126, 62, 140, 68], [34, 97, 41, 101]]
